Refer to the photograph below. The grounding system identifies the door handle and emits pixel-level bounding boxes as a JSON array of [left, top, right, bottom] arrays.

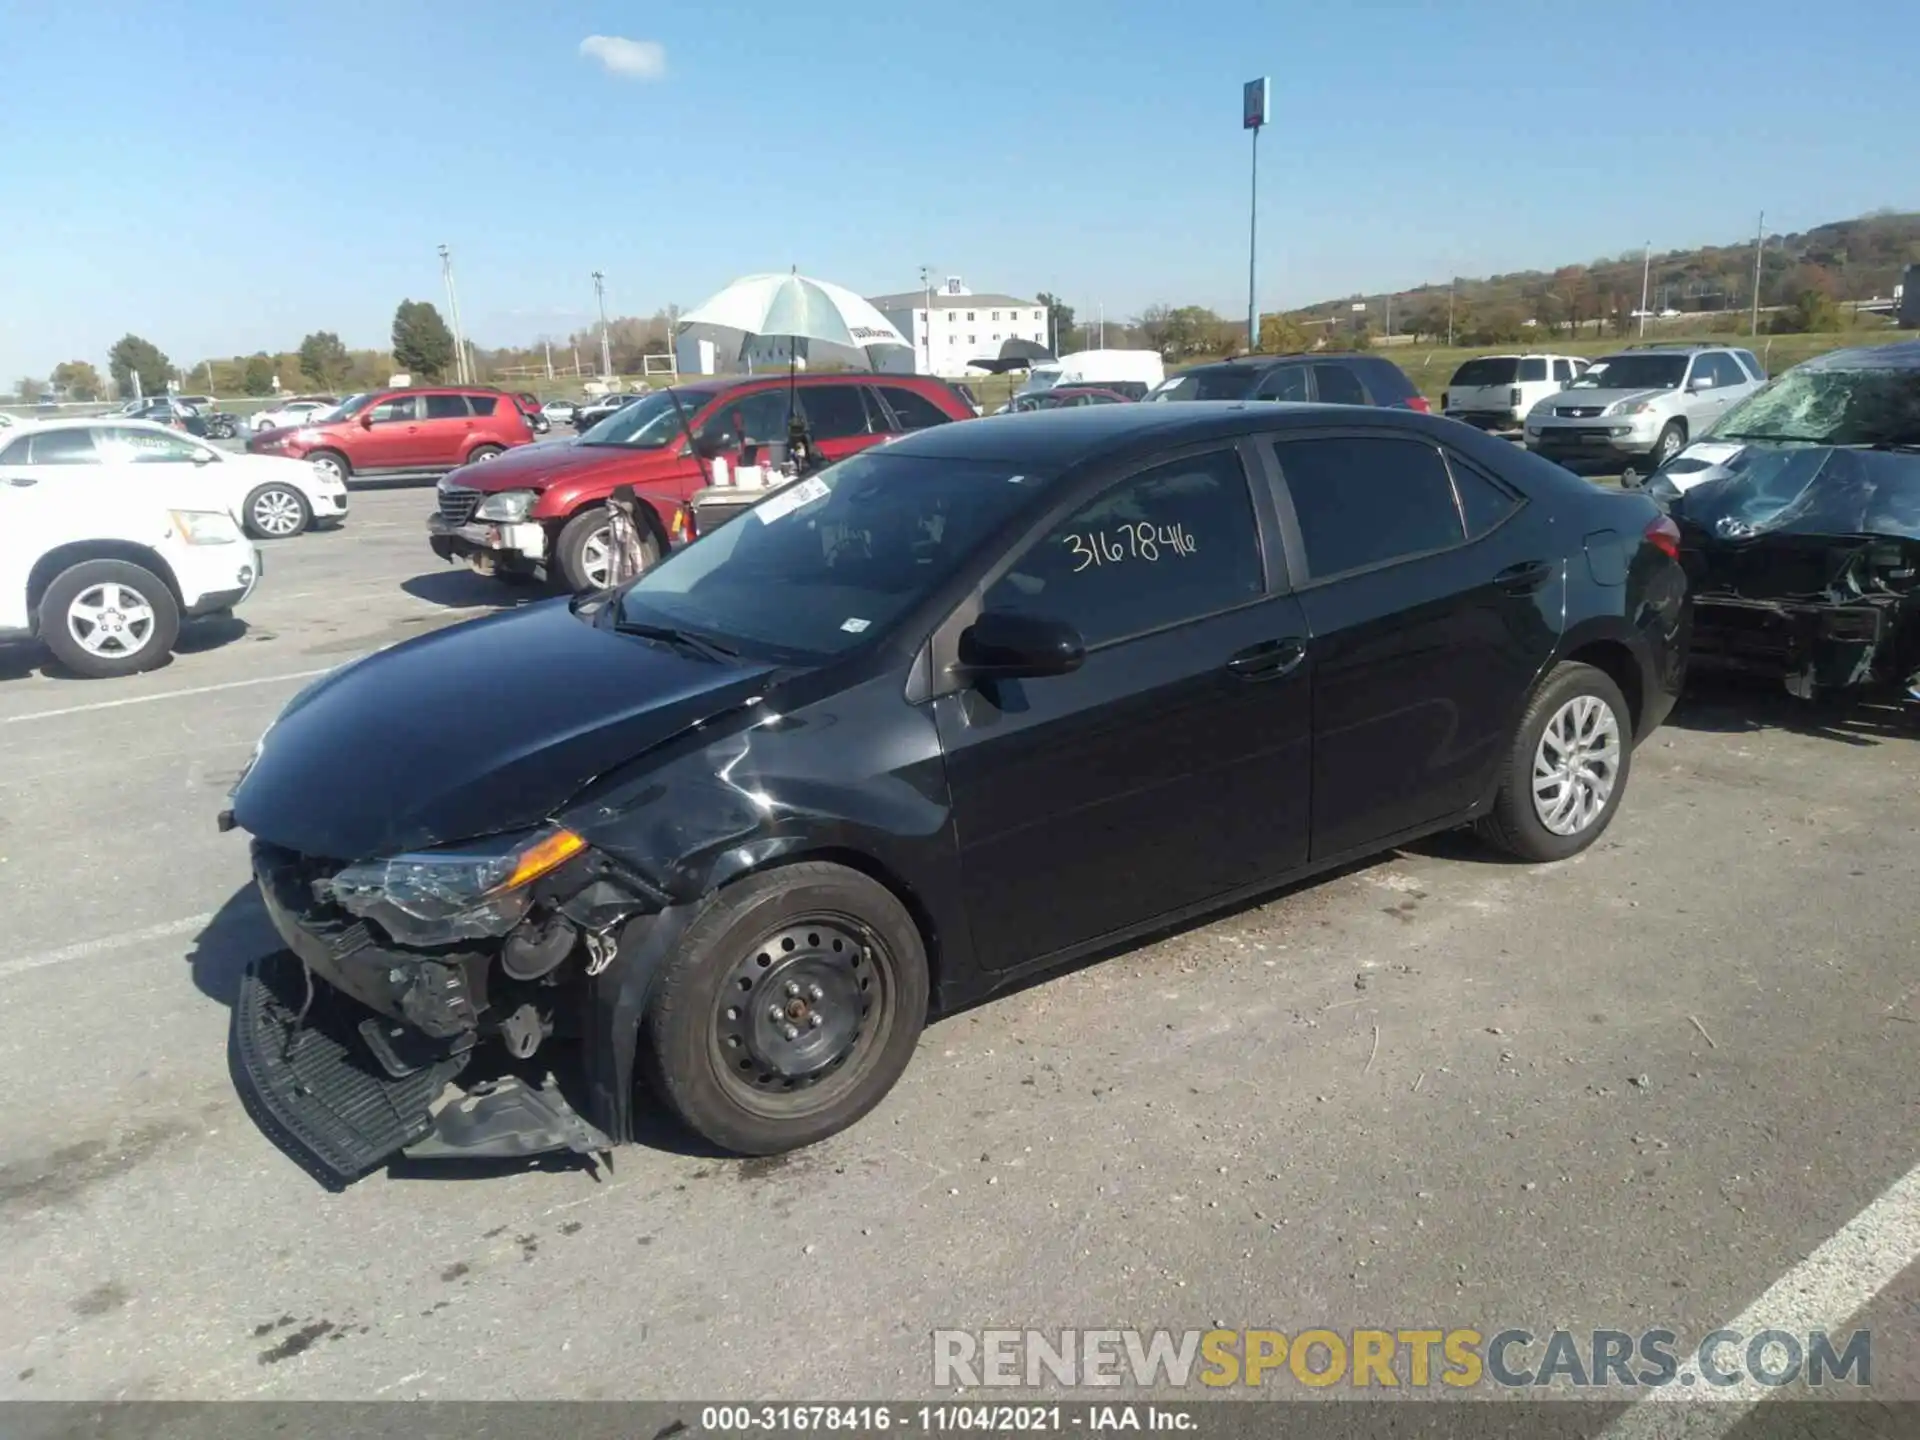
[[5, 476, 36, 487], [1494, 560, 1554, 593], [1226, 637, 1306, 681]]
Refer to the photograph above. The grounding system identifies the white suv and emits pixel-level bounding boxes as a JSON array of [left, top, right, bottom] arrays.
[[0, 436, 261, 678], [1442, 354, 1590, 432]]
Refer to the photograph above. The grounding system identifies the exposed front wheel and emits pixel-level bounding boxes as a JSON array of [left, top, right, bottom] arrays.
[[307, 450, 351, 486], [38, 560, 181, 679], [554, 506, 658, 591], [1476, 661, 1632, 862], [243, 482, 311, 539], [1651, 420, 1685, 468], [642, 863, 930, 1156]]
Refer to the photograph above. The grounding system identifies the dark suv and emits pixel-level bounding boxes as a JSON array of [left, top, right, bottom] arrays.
[[430, 371, 977, 591], [247, 386, 533, 486], [1146, 353, 1430, 411]]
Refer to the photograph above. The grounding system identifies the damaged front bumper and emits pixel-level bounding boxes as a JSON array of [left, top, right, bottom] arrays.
[[1689, 592, 1899, 698]]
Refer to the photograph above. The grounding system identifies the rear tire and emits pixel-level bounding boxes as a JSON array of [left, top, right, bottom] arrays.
[[467, 445, 504, 464], [38, 560, 181, 679], [242, 482, 311, 539], [642, 863, 930, 1156], [1476, 661, 1632, 863]]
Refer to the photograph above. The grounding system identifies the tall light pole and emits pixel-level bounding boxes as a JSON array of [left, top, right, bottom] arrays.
[[592, 270, 613, 380], [920, 264, 934, 374], [1243, 78, 1269, 354], [1749, 211, 1766, 337], [1447, 280, 1455, 348], [1638, 242, 1652, 338], [438, 244, 470, 384]]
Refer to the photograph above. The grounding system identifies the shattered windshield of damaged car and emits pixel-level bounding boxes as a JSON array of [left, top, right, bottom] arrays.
[[1675, 444, 1920, 542], [614, 451, 1049, 661], [1710, 364, 1920, 448]]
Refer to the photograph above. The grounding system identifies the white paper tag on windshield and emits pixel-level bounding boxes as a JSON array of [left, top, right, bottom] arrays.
[[755, 475, 830, 524], [841, 617, 871, 634]]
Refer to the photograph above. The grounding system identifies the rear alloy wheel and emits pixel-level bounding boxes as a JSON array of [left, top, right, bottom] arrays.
[[468, 445, 504, 464], [555, 506, 658, 591], [38, 560, 181, 679], [1476, 661, 1631, 862], [643, 863, 929, 1155], [243, 482, 311, 539]]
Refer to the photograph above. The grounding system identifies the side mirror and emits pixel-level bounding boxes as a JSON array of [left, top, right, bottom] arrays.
[[191, 450, 216, 465], [956, 611, 1085, 681], [359, 413, 375, 428], [1687, 376, 1713, 392]]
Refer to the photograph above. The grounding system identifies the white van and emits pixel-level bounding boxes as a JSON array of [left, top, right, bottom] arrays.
[[1014, 349, 1165, 403], [1442, 354, 1589, 432]]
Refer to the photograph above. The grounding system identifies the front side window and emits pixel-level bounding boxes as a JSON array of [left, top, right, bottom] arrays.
[[1518, 358, 1549, 382], [1552, 359, 1574, 382], [1312, 364, 1369, 406], [799, 385, 870, 441], [1275, 436, 1465, 579], [424, 394, 472, 419], [1146, 368, 1258, 403], [981, 450, 1263, 648], [702, 388, 793, 448], [875, 386, 953, 432], [369, 394, 421, 423], [616, 451, 1045, 660], [22, 428, 99, 465], [1253, 365, 1309, 402], [93, 425, 209, 463]]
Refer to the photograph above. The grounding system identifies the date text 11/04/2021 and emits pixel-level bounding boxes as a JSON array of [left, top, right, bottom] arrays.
[[698, 1405, 1195, 1432]]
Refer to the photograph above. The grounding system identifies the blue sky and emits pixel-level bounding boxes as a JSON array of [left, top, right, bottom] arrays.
[[2, 0, 1914, 381]]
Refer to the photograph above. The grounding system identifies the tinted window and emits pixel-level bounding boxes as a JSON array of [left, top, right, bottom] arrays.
[[800, 385, 871, 440], [1312, 364, 1369, 406], [424, 394, 472, 419], [875, 386, 953, 432], [706, 388, 793, 447], [1449, 456, 1522, 538], [1552, 360, 1574, 382], [369, 394, 421, 423], [1735, 350, 1765, 380], [1275, 437, 1464, 578], [469, 395, 498, 416], [1147, 368, 1258, 402], [1451, 358, 1520, 386], [0, 436, 30, 465], [1518, 358, 1549, 382], [982, 450, 1263, 648], [25, 429, 99, 465], [1709, 353, 1748, 387], [1253, 365, 1310, 402]]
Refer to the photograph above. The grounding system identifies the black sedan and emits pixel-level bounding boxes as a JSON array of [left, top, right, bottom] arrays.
[[223, 402, 1689, 1184]]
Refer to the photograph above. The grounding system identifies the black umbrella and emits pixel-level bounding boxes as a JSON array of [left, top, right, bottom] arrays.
[[969, 337, 1055, 374]]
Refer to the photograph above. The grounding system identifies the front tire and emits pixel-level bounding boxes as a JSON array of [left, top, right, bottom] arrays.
[[307, 449, 351, 486], [38, 560, 181, 679], [243, 482, 311, 539], [642, 863, 930, 1156], [1651, 420, 1685, 469], [1476, 661, 1632, 862], [554, 506, 658, 591]]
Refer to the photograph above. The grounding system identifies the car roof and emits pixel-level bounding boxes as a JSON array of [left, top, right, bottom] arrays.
[[6, 416, 183, 436], [880, 398, 1439, 468], [670, 371, 952, 397], [1798, 340, 1920, 372]]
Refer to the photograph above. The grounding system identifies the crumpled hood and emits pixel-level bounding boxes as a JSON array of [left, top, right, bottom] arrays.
[[443, 439, 664, 495], [231, 598, 777, 860]]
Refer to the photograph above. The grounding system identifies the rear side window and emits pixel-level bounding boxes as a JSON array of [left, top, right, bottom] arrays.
[[1274, 436, 1465, 578], [1517, 359, 1549, 382], [0, 436, 30, 464], [1450, 358, 1520, 386], [799, 384, 871, 440], [1448, 456, 1523, 538], [468, 395, 499, 416], [1312, 364, 1369, 406], [1253, 365, 1309, 402], [24, 429, 99, 465], [1552, 360, 1575, 382], [875, 385, 953, 432], [424, 394, 472, 419]]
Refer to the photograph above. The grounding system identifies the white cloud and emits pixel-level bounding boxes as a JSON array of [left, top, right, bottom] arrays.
[[579, 35, 666, 80]]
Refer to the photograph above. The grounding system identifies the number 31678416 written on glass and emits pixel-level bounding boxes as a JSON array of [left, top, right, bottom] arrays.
[[1064, 522, 1198, 572]]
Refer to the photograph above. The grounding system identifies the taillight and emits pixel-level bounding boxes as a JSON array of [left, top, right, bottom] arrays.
[[1644, 515, 1681, 560], [1404, 395, 1431, 413]]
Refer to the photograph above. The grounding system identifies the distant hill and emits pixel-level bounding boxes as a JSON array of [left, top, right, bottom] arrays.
[[1287, 210, 1920, 341]]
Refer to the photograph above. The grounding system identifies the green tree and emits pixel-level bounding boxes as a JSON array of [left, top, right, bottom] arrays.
[[107, 334, 172, 397], [1035, 292, 1075, 352], [1771, 290, 1845, 334], [50, 360, 104, 400], [391, 299, 455, 379], [297, 331, 351, 388], [14, 376, 41, 403], [1258, 312, 1310, 352], [242, 354, 275, 396]]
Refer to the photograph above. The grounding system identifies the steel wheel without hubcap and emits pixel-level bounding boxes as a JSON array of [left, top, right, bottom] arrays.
[[250, 486, 305, 537], [67, 582, 157, 659], [711, 915, 891, 1115], [1531, 694, 1621, 836]]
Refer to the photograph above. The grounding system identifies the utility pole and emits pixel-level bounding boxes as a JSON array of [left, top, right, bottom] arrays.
[[1447, 280, 1455, 348], [1244, 78, 1269, 354], [1384, 293, 1393, 340], [438, 244, 469, 384], [592, 271, 613, 380], [1638, 242, 1652, 338], [543, 338, 553, 381], [1749, 211, 1765, 337]]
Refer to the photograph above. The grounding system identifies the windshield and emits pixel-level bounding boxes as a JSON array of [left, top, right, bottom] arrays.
[[1673, 445, 1920, 542], [328, 393, 374, 419], [1144, 368, 1258, 402], [1570, 355, 1686, 391], [1021, 370, 1063, 394], [1709, 365, 1920, 448], [581, 389, 694, 447], [1450, 358, 1519, 386], [615, 450, 1048, 661]]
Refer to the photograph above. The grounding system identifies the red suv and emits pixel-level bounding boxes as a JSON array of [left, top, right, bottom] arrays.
[[247, 386, 533, 486], [428, 371, 974, 591]]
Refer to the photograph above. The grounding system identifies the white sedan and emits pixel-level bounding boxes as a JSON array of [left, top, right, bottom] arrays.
[[250, 398, 338, 434], [0, 418, 349, 538]]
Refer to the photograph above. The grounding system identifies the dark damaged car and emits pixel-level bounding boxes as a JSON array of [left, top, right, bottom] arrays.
[[1652, 341, 1920, 701], [222, 402, 1687, 1186]]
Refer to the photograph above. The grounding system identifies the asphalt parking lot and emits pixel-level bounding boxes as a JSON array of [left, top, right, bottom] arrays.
[[1, 483, 1916, 1425]]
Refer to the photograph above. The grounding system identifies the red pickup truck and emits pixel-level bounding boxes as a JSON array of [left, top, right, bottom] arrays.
[[428, 372, 975, 591]]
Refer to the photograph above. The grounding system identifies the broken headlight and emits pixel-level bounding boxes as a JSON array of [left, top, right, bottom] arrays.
[[323, 828, 586, 946]]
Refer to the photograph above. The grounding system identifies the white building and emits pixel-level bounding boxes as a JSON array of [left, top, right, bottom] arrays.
[[866, 277, 1050, 377]]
